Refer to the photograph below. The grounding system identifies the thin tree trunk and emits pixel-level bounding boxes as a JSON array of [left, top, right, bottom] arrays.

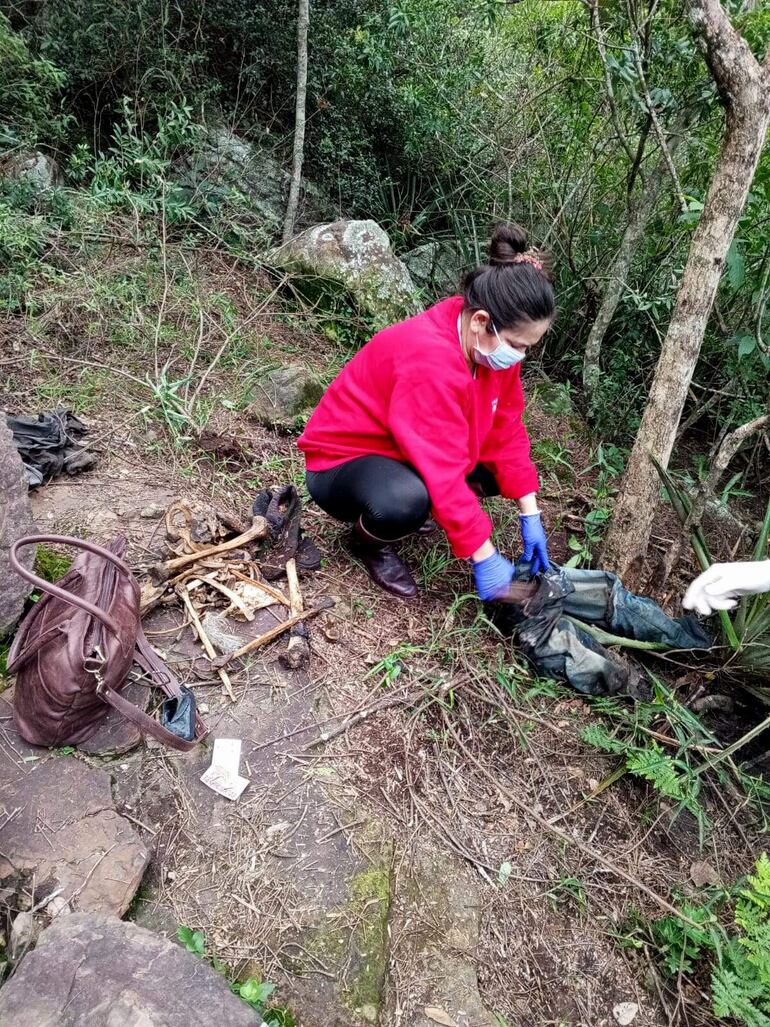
[[601, 0, 770, 582], [582, 149, 676, 404], [659, 413, 770, 586], [282, 0, 310, 244]]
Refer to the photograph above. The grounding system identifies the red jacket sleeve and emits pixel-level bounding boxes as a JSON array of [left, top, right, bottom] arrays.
[[388, 368, 492, 560], [480, 370, 540, 499]]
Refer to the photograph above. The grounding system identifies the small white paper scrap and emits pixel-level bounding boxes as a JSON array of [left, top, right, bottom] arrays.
[[200, 737, 249, 801], [212, 738, 242, 775]]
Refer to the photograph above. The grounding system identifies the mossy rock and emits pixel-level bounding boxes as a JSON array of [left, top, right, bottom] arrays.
[[291, 855, 392, 1024], [34, 545, 72, 583], [247, 364, 324, 429], [270, 220, 420, 332]]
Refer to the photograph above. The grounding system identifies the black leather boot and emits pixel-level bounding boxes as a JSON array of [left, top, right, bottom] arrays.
[[350, 519, 418, 598]]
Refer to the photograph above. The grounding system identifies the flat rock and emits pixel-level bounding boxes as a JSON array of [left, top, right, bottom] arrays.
[[0, 418, 35, 636], [79, 678, 149, 756], [0, 912, 263, 1026], [382, 841, 494, 1027], [115, 603, 385, 1027], [0, 698, 149, 917]]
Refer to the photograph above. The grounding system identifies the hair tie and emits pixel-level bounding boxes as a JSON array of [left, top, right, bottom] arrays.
[[512, 252, 543, 272]]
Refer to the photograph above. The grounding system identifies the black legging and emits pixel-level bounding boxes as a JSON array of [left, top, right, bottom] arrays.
[[306, 455, 499, 541]]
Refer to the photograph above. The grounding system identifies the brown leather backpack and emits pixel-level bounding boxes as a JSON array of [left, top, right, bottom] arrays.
[[7, 534, 207, 751]]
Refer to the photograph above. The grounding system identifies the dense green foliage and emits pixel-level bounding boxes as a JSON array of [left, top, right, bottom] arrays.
[[1, 0, 769, 480], [0, 11, 66, 146]]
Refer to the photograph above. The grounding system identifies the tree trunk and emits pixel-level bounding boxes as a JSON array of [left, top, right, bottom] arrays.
[[601, 0, 770, 582], [282, 0, 310, 245], [582, 148, 678, 405]]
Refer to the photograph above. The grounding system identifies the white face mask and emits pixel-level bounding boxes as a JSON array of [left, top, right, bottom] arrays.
[[473, 324, 526, 371]]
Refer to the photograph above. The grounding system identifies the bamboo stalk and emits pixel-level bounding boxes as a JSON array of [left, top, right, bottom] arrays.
[[693, 710, 770, 777], [562, 615, 669, 651]]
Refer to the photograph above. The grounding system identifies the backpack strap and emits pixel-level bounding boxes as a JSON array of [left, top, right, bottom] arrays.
[[135, 628, 208, 738]]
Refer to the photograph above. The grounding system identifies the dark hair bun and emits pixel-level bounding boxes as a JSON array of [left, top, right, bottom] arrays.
[[488, 223, 528, 265]]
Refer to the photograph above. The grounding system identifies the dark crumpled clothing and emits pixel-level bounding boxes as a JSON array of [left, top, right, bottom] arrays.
[[7, 408, 97, 487], [492, 564, 712, 700], [252, 484, 321, 580]]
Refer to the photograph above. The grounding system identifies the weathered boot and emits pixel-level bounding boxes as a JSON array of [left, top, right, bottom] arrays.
[[350, 519, 418, 598]]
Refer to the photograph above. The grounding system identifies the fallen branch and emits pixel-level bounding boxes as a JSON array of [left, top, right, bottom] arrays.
[[212, 597, 334, 667], [302, 689, 419, 750], [445, 718, 706, 929]]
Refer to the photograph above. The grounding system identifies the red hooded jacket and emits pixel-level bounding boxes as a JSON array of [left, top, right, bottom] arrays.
[[298, 295, 539, 559]]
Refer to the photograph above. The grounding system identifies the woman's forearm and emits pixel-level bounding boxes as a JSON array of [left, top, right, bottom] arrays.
[[470, 539, 496, 563], [516, 492, 539, 515]]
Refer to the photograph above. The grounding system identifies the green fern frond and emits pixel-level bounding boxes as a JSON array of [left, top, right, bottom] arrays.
[[739, 923, 770, 987], [741, 854, 770, 912], [625, 746, 686, 799], [581, 722, 624, 754], [625, 745, 704, 822], [712, 965, 770, 1027], [735, 854, 770, 990]]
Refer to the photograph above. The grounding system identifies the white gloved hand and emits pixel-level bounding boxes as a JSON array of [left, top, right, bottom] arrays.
[[683, 560, 770, 616]]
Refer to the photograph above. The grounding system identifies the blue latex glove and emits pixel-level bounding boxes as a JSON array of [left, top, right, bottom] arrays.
[[519, 512, 551, 575], [472, 549, 515, 601]]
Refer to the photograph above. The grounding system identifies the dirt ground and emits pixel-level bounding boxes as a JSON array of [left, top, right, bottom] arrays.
[[2, 246, 768, 1027]]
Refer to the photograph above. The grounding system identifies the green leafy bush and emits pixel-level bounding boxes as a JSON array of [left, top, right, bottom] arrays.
[[175, 925, 295, 1025], [0, 12, 66, 145], [712, 855, 770, 1026]]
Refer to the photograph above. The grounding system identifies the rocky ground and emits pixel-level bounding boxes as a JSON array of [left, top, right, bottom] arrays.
[[1, 230, 767, 1027]]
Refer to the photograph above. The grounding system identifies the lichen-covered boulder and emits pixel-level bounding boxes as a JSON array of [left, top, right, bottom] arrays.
[[0, 418, 35, 637], [271, 220, 420, 330], [402, 240, 464, 297], [0, 150, 62, 192], [180, 126, 333, 244]]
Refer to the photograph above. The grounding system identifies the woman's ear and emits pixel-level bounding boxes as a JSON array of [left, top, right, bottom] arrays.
[[470, 309, 491, 334]]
